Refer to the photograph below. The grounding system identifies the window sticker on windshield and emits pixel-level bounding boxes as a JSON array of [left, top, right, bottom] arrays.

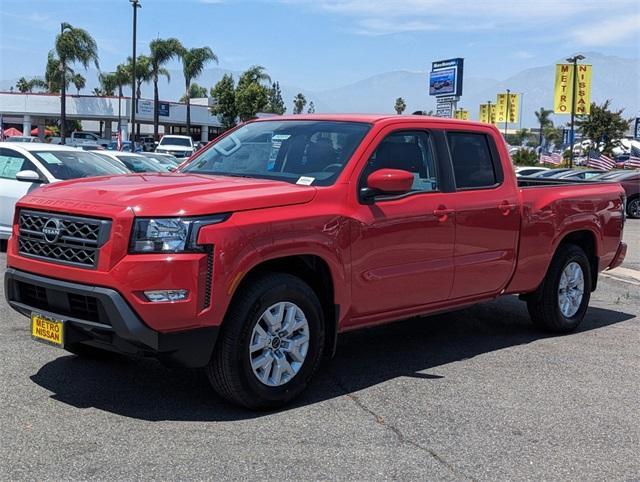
[[271, 134, 291, 141], [268, 134, 290, 171], [1, 158, 24, 178], [296, 176, 315, 186], [37, 152, 64, 165]]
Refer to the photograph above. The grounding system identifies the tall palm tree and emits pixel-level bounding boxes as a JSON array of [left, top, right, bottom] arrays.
[[45, 51, 74, 93], [534, 107, 553, 148], [71, 73, 86, 95], [125, 54, 153, 99], [181, 46, 218, 133], [55, 22, 99, 142], [292, 93, 306, 114], [15, 77, 30, 93], [149, 37, 183, 139]]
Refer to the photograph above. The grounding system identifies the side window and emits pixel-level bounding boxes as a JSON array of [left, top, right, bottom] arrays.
[[0, 149, 38, 180], [447, 132, 498, 189], [363, 131, 438, 192]]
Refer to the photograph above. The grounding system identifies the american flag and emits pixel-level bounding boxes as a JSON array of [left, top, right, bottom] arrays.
[[627, 145, 640, 169], [586, 149, 616, 171], [0, 114, 4, 141], [116, 129, 123, 151], [540, 152, 562, 165]]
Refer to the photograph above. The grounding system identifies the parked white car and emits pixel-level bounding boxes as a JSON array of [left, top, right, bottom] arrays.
[[0, 143, 125, 240], [155, 135, 195, 158], [92, 150, 171, 173], [50, 131, 112, 148]]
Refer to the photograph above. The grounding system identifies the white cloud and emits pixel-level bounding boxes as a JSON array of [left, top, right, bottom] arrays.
[[280, 0, 640, 37], [571, 13, 640, 46]]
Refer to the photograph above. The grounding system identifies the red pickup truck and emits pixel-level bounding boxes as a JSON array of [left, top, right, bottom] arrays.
[[5, 115, 627, 409]]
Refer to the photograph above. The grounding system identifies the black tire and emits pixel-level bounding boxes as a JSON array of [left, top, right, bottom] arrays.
[[627, 197, 640, 219], [527, 243, 592, 333], [207, 273, 325, 410]]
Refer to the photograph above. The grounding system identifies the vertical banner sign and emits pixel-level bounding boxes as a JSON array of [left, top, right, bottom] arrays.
[[554, 64, 573, 113], [575, 64, 592, 114], [454, 110, 469, 120], [495, 94, 508, 123], [554, 64, 592, 114], [479, 104, 489, 123], [508, 93, 520, 123]]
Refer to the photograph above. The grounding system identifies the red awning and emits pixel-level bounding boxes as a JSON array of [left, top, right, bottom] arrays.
[[3, 127, 22, 137], [31, 127, 53, 136]]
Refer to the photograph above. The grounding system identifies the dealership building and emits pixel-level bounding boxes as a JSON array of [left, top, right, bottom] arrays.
[[0, 92, 222, 141]]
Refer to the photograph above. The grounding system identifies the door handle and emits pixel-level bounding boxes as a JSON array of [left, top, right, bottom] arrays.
[[498, 201, 517, 215], [433, 207, 454, 221]]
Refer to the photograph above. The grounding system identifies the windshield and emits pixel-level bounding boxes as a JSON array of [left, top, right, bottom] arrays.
[[115, 155, 169, 173], [160, 137, 192, 147], [181, 120, 371, 186], [31, 150, 125, 180]]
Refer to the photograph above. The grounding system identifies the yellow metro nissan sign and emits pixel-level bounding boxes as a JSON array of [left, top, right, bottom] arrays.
[[554, 63, 592, 114]]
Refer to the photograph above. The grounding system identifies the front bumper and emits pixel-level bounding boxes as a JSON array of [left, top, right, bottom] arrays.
[[4, 268, 218, 367]]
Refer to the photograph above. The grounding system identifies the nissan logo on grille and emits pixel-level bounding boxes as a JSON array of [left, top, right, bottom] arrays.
[[42, 218, 62, 244]]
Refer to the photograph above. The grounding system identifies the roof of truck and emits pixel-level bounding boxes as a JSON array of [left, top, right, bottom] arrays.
[[250, 113, 491, 128]]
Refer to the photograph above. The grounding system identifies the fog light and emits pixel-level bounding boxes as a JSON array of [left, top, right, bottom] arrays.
[[144, 290, 189, 302]]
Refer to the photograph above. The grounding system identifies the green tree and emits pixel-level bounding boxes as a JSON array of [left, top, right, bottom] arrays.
[[543, 125, 563, 149], [45, 51, 71, 93], [236, 66, 270, 121], [511, 148, 539, 166], [265, 81, 286, 114], [54, 23, 99, 141], [210, 74, 237, 130], [180, 83, 208, 103], [576, 100, 630, 155], [307, 101, 315, 114], [534, 107, 553, 147], [125, 54, 153, 99], [394, 97, 406, 115], [292, 93, 306, 114], [15, 77, 30, 93], [71, 73, 86, 95], [149, 37, 184, 139], [181, 46, 217, 133]]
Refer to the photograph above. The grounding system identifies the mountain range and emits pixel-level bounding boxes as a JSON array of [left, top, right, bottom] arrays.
[[2, 52, 638, 127]]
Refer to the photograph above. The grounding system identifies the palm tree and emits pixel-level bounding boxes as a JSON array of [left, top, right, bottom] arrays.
[[15, 77, 30, 93], [238, 65, 271, 86], [534, 107, 553, 148], [54, 22, 99, 142], [149, 37, 184, 139], [45, 51, 73, 93], [293, 93, 306, 114], [394, 97, 407, 115], [181, 46, 217, 133], [126, 54, 152, 100], [71, 73, 86, 95]]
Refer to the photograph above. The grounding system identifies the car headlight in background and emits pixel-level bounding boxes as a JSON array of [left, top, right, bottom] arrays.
[[129, 214, 229, 253]]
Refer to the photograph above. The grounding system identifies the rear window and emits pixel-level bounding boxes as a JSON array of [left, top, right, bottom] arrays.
[[447, 132, 498, 189], [160, 137, 192, 147]]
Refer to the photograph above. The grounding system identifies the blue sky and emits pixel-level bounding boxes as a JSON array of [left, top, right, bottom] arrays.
[[1, 0, 639, 90]]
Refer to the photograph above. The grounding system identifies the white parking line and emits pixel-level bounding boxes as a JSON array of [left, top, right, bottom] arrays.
[[602, 266, 640, 286]]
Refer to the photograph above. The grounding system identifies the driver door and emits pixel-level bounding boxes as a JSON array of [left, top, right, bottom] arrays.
[[348, 129, 456, 325]]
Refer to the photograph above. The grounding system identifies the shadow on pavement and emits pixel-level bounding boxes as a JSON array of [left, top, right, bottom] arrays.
[[30, 295, 634, 421]]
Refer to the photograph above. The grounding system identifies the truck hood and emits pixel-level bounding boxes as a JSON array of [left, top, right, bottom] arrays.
[[20, 173, 317, 217]]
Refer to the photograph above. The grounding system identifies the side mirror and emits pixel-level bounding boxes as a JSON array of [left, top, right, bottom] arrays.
[[360, 168, 414, 204], [15, 170, 44, 183]]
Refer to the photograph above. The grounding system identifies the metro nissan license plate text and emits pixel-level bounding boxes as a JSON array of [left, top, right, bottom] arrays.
[[31, 313, 64, 346]]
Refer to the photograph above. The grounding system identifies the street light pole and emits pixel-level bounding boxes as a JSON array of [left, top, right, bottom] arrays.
[[566, 54, 585, 168], [59, 23, 71, 145], [130, 0, 141, 152]]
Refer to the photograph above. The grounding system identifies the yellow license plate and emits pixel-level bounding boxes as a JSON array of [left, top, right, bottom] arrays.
[[31, 313, 64, 347]]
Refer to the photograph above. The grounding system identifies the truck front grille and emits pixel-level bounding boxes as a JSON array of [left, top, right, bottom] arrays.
[[18, 210, 111, 269]]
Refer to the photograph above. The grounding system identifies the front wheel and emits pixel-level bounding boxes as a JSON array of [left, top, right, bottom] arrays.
[[527, 244, 592, 333], [627, 197, 640, 219], [207, 273, 325, 410]]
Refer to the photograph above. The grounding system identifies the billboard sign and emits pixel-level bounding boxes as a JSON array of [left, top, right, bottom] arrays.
[[158, 102, 170, 117], [429, 58, 463, 97], [137, 99, 153, 116]]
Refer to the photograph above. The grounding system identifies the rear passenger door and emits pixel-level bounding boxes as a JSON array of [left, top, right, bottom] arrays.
[[446, 131, 520, 300]]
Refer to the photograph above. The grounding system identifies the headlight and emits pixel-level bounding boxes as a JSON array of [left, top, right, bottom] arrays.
[[129, 215, 228, 253]]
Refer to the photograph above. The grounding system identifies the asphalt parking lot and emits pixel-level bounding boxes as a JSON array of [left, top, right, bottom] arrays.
[[1, 223, 638, 480]]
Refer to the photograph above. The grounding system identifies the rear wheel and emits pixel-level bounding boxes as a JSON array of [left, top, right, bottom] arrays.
[[627, 197, 640, 219], [527, 244, 592, 333], [207, 273, 325, 410]]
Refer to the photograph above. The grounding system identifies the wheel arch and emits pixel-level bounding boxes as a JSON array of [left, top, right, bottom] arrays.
[[555, 229, 599, 291], [228, 254, 340, 358]]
